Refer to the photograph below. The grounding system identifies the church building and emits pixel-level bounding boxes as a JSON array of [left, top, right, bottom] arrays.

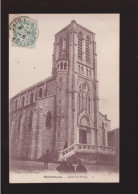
[[9, 20, 115, 161]]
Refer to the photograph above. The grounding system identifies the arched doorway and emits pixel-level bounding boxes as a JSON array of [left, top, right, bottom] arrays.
[[79, 117, 89, 144], [79, 130, 87, 144]]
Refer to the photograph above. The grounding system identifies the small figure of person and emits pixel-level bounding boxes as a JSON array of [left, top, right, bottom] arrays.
[[64, 142, 68, 149], [56, 159, 68, 173], [61, 159, 69, 173], [67, 161, 75, 173], [43, 149, 50, 169], [76, 159, 87, 173], [56, 161, 64, 172]]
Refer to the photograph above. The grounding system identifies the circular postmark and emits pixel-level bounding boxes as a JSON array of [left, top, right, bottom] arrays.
[[9, 16, 39, 47]]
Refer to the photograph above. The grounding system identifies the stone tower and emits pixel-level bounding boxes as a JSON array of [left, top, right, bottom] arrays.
[[52, 20, 99, 150], [9, 20, 111, 161]]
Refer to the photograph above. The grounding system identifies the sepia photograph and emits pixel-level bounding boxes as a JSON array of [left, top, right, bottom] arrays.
[[9, 14, 119, 183]]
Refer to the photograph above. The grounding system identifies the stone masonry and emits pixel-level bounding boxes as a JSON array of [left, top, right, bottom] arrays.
[[9, 20, 111, 160]]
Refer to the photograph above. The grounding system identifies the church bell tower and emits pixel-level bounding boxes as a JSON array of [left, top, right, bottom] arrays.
[[52, 20, 99, 150]]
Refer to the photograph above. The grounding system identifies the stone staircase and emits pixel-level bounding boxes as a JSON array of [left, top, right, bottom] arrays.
[[58, 143, 116, 164]]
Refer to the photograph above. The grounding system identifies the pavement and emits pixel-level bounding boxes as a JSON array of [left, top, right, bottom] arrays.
[[9, 159, 119, 183], [10, 159, 119, 173]]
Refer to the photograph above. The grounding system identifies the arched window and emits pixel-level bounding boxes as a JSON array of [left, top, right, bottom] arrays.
[[15, 100, 18, 109], [30, 92, 34, 104], [21, 96, 25, 107], [91, 69, 94, 79], [102, 123, 106, 146], [18, 114, 22, 132], [80, 94, 83, 113], [88, 96, 91, 115], [86, 36, 90, 63], [83, 95, 87, 110], [58, 120, 60, 126], [78, 32, 83, 60], [57, 64, 59, 70], [64, 62, 67, 70], [66, 31, 70, 58], [81, 66, 84, 74], [86, 68, 88, 76], [38, 88, 42, 98], [89, 70, 91, 77], [28, 111, 33, 131], [78, 65, 80, 73], [46, 111, 52, 128], [59, 37, 63, 57], [60, 62, 63, 70], [10, 117, 16, 140], [77, 93, 80, 114], [44, 87, 47, 97], [80, 117, 89, 126], [77, 82, 91, 115]]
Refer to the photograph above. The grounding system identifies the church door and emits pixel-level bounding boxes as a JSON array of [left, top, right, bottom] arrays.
[[79, 130, 87, 144]]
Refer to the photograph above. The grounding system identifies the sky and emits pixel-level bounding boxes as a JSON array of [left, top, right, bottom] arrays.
[[9, 14, 119, 130]]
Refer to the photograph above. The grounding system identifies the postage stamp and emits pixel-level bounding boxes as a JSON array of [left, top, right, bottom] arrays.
[[9, 16, 39, 47]]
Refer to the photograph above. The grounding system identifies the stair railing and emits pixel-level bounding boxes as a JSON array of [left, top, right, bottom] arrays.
[[58, 143, 116, 161]]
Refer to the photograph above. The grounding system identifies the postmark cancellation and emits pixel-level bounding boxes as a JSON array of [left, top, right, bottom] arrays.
[[9, 16, 39, 48]]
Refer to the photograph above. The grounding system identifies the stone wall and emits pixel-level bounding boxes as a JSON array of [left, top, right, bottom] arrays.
[[108, 128, 119, 166], [36, 95, 56, 158], [9, 77, 57, 160], [97, 112, 111, 146], [55, 71, 68, 151], [10, 103, 36, 160]]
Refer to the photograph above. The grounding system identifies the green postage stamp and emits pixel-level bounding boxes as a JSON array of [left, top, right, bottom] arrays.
[[9, 16, 39, 47]]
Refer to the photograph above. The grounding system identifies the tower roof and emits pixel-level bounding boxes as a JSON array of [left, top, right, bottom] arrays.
[[55, 20, 95, 37]]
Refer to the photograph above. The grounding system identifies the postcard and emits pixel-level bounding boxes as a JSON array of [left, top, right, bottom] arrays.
[[9, 14, 119, 183]]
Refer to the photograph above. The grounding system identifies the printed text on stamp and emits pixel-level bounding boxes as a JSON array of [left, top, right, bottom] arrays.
[[9, 16, 39, 47]]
